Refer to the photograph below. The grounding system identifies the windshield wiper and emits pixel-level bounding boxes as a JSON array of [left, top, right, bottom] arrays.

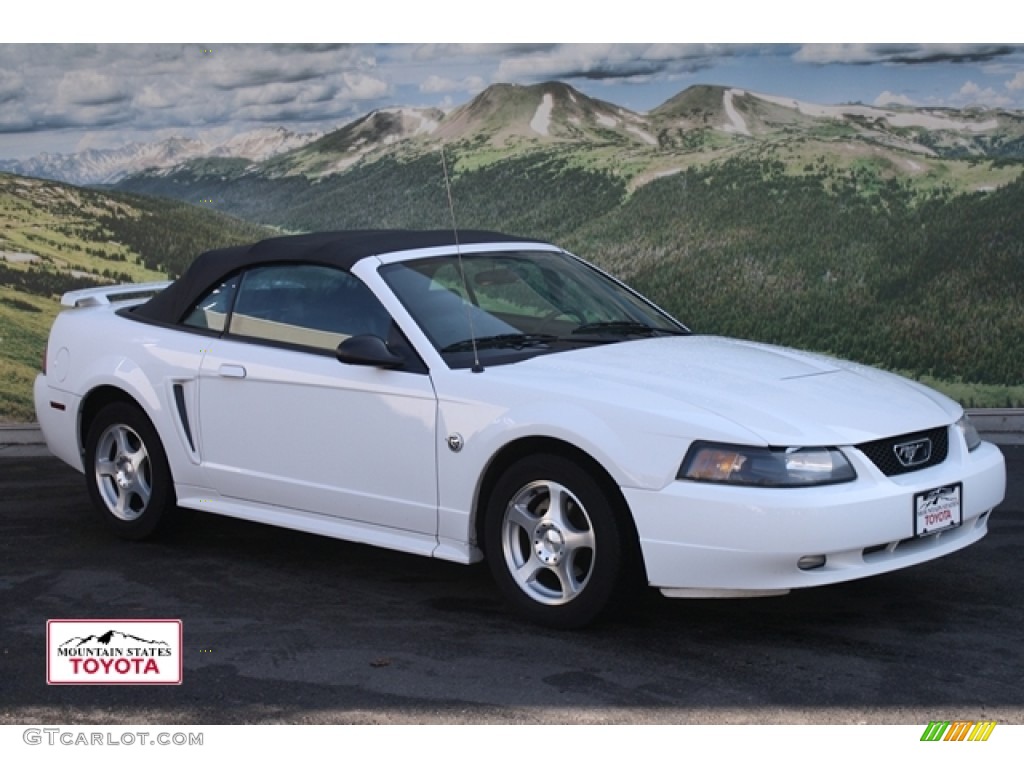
[[570, 321, 688, 338], [441, 333, 558, 353]]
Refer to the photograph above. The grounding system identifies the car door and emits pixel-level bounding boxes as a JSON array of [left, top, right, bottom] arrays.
[[193, 263, 438, 535]]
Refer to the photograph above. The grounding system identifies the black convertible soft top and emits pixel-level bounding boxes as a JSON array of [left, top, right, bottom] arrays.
[[131, 229, 539, 325]]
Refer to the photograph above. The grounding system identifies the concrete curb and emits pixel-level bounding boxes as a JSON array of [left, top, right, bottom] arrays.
[[0, 424, 53, 458], [966, 409, 1024, 446], [3, 410, 1023, 458]]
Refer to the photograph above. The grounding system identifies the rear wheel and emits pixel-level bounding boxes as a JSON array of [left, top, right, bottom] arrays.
[[84, 402, 177, 540], [484, 454, 634, 629]]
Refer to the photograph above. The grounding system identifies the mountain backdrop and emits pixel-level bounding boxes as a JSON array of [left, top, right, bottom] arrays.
[[0, 127, 322, 186], [1, 82, 1022, 421]]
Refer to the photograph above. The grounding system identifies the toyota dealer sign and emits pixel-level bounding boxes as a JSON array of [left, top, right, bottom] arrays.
[[47, 619, 183, 685]]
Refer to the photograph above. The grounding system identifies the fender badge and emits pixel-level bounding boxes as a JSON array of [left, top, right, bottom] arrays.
[[447, 433, 464, 453]]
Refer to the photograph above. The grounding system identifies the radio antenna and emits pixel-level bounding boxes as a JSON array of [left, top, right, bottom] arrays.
[[441, 145, 483, 373]]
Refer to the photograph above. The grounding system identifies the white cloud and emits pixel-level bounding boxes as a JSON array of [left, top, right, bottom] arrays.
[[795, 44, 879, 64], [794, 44, 1019, 66], [1007, 71, 1024, 91], [873, 91, 916, 107], [56, 70, 127, 106], [951, 81, 1011, 108], [419, 74, 485, 94], [493, 43, 732, 83], [339, 72, 389, 101], [0, 44, 399, 142], [74, 131, 120, 152], [135, 82, 185, 110], [0, 69, 25, 102]]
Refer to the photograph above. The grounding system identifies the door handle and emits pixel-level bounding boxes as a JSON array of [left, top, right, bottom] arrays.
[[218, 364, 247, 379]]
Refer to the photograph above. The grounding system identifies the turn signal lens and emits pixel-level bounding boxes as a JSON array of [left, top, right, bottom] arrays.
[[679, 442, 856, 487], [684, 447, 748, 482]]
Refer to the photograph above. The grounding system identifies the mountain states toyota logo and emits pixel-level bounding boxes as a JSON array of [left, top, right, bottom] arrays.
[[47, 619, 183, 685]]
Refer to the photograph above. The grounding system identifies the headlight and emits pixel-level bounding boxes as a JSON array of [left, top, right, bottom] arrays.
[[678, 442, 857, 487], [955, 415, 982, 452]]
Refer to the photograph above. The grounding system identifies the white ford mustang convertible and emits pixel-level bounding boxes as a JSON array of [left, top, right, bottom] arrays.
[[35, 230, 1007, 628]]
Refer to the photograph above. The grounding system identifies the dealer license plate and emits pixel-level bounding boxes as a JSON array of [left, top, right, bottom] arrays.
[[914, 483, 962, 537]]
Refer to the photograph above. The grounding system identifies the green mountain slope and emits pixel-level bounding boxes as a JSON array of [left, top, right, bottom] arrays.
[[569, 160, 1024, 391], [116, 149, 629, 238], [0, 173, 272, 421], [116, 143, 1024, 407]]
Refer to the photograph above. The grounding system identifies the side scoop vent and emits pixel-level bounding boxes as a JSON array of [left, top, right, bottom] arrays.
[[173, 383, 195, 452]]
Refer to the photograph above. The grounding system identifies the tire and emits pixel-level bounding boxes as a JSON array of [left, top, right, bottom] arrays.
[[484, 453, 634, 629], [84, 402, 177, 541]]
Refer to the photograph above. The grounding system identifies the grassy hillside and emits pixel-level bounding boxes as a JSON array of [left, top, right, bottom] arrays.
[[0, 173, 271, 421]]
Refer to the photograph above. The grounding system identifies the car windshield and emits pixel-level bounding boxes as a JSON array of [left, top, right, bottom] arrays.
[[379, 249, 688, 368]]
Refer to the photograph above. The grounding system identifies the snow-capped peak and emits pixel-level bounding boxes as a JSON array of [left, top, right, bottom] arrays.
[[0, 127, 322, 185]]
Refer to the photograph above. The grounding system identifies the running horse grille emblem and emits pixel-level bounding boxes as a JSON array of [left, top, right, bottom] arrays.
[[893, 438, 932, 468]]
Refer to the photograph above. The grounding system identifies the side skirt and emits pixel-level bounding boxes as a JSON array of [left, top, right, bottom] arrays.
[[175, 486, 465, 562]]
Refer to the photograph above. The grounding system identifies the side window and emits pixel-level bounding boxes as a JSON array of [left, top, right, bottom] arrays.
[[182, 274, 239, 332], [227, 264, 393, 352]]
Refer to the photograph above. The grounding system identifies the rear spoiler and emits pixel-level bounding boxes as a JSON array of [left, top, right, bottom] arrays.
[[59, 281, 173, 309]]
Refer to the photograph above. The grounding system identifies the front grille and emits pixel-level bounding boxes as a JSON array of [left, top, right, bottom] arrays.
[[857, 426, 949, 476]]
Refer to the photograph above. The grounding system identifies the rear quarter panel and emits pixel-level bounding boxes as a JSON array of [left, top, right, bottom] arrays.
[[38, 306, 207, 488]]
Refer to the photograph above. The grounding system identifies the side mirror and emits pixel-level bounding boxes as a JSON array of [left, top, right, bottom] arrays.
[[336, 335, 406, 369]]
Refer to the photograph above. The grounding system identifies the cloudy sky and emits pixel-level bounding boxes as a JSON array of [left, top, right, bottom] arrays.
[[2, 9, 1023, 160]]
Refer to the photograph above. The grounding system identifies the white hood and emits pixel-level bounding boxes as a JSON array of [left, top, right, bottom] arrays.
[[501, 335, 960, 446]]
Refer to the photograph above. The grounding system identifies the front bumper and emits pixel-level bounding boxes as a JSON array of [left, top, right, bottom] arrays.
[[625, 436, 1006, 595]]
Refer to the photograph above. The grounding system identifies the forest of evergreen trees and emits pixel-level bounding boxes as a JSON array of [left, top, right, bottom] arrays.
[[94, 191, 272, 277], [596, 161, 1024, 388], [116, 150, 1024, 390]]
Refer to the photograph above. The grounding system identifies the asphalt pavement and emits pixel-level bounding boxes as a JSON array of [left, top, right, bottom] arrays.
[[1, 447, 1021, 725]]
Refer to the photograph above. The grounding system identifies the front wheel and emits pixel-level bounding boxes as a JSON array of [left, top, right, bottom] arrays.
[[84, 402, 177, 540], [484, 454, 635, 629]]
